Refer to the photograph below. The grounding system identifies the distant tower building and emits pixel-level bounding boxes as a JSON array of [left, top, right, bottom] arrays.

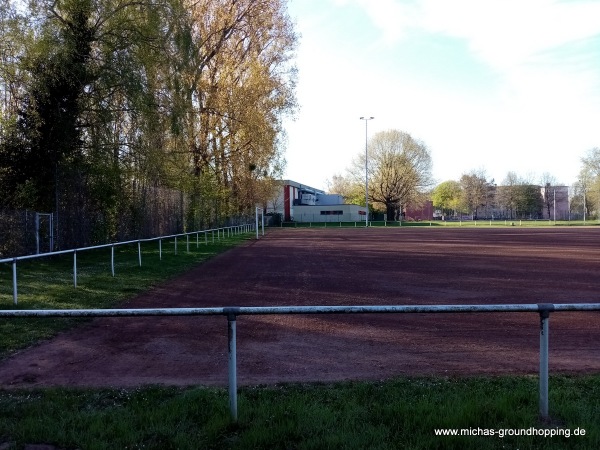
[[541, 186, 570, 220]]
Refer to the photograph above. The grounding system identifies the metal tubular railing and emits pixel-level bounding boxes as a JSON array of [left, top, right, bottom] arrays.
[[255, 207, 265, 240], [1, 302, 598, 422], [0, 224, 256, 305]]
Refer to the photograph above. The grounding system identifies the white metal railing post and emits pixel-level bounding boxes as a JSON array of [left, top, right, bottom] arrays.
[[262, 210, 265, 236], [35, 213, 40, 255], [138, 241, 142, 266], [50, 213, 54, 252], [186, 234, 190, 253], [175, 237, 178, 255], [227, 312, 238, 422], [73, 250, 77, 287], [12, 259, 17, 305], [205, 231, 208, 245], [539, 305, 552, 420], [159, 239, 162, 260], [111, 245, 115, 277], [196, 232, 199, 248], [255, 208, 259, 240]]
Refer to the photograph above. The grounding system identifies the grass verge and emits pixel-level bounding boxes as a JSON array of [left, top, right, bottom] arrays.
[[0, 375, 598, 449], [0, 231, 253, 358]]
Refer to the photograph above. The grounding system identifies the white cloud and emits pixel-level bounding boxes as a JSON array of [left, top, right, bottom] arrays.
[[284, 0, 600, 189], [419, 0, 600, 70], [352, 0, 418, 44], [344, 0, 600, 70]]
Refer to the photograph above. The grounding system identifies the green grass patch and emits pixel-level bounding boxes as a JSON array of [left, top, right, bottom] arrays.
[[0, 375, 597, 449], [0, 231, 253, 358]]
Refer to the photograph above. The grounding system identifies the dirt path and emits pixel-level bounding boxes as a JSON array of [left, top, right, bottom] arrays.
[[1, 227, 599, 388]]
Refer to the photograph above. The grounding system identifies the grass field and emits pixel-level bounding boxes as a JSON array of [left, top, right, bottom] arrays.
[[0, 226, 598, 449], [0, 231, 254, 358], [0, 376, 598, 449]]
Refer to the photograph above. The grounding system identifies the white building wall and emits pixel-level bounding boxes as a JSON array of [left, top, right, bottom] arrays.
[[294, 204, 366, 222], [541, 186, 570, 220]]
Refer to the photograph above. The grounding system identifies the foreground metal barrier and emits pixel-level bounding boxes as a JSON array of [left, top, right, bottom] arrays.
[[1, 303, 599, 422]]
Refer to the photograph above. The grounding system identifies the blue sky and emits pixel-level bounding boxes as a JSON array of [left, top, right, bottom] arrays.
[[282, 0, 600, 191]]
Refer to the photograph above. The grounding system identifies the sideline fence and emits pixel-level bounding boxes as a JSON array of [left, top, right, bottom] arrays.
[[0, 222, 261, 305], [1, 302, 598, 422]]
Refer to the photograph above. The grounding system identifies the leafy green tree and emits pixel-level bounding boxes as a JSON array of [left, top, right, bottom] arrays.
[[514, 184, 543, 219], [0, 0, 298, 249], [431, 180, 461, 219], [0, 0, 94, 212], [578, 148, 600, 220]]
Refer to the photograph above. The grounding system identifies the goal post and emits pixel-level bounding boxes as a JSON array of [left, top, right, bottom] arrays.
[[255, 206, 265, 239]]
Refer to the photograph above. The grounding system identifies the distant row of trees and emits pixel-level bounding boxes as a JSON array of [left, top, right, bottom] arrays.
[[431, 148, 600, 221], [0, 0, 296, 249], [432, 171, 546, 220], [326, 127, 599, 221]]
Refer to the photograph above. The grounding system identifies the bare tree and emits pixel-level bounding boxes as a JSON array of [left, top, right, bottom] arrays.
[[581, 147, 600, 177], [496, 172, 519, 219], [350, 129, 433, 220], [459, 170, 490, 219], [540, 172, 557, 219], [325, 173, 364, 205]]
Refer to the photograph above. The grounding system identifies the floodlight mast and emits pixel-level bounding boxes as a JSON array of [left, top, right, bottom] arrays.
[[359, 117, 374, 227]]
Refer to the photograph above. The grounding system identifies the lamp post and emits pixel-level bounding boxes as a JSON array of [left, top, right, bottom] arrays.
[[359, 116, 374, 227]]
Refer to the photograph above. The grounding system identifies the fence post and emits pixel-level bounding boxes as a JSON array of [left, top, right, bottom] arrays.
[[111, 245, 115, 277], [538, 304, 553, 420], [73, 250, 77, 287], [35, 213, 40, 254], [227, 312, 238, 422], [205, 231, 208, 245], [186, 234, 190, 253], [138, 241, 142, 266], [175, 237, 178, 255], [12, 259, 17, 305], [159, 239, 162, 260], [196, 232, 199, 248]]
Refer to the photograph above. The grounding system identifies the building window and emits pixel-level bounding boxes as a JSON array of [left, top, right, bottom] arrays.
[[320, 210, 343, 215]]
